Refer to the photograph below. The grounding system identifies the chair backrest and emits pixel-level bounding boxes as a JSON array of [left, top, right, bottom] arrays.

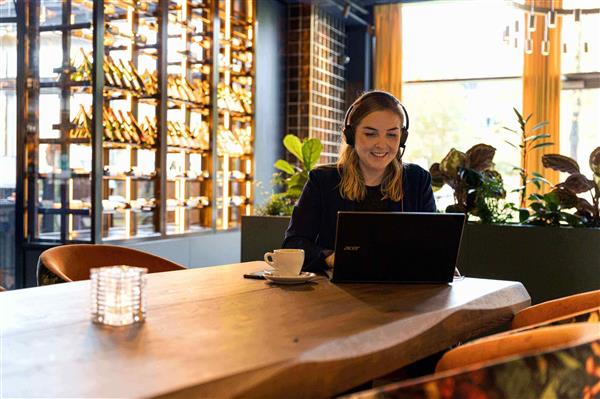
[[511, 289, 600, 329], [344, 336, 600, 399], [436, 323, 600, 373], [37, 244, 186, 285]]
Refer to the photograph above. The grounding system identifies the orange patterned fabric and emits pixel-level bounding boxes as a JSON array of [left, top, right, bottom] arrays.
[[347, 339, 600, 399]]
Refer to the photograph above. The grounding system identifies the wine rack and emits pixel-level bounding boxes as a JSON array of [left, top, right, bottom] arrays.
[[20, 0, 255, 244], [215, 0, 254, 230]]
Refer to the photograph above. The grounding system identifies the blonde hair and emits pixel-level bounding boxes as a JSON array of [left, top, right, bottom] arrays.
[[336, 91, 405, 202]]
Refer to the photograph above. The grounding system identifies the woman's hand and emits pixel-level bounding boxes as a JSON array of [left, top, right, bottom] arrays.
[[325, 252, 335, 269]]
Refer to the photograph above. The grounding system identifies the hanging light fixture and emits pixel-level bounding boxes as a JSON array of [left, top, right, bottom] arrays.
[[505, 1, 599, 56]]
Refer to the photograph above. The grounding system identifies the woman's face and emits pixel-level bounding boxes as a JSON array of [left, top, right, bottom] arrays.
[[354, 110, 402, 178]]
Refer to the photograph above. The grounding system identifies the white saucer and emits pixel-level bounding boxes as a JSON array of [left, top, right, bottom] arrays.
[[264, 271, 317, 285]]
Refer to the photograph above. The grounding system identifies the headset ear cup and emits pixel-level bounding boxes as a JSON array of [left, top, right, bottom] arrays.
[[400, 128, 409, 148], [344, 125, 355, 146]]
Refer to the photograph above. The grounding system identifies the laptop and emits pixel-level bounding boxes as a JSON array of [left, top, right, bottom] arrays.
[[331, 212, 465, 283]]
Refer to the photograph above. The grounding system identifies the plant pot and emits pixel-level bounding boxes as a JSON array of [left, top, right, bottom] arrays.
[[241, 215, 291, 262], [458, 223, 600, 304]]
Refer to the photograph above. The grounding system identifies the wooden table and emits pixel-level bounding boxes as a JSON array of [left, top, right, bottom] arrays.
[[1, 261, 530, 398]]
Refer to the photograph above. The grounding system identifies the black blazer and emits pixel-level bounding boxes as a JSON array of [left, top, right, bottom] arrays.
[[282, 163, 437, 272]]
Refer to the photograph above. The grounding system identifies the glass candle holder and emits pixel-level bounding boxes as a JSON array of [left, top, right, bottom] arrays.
[[90, 266, 147, 326]]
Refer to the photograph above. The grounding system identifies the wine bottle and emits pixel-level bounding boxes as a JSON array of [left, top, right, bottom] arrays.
[[117, 110, 141, 144], [104, 57, 122, 87], [127, 60, 147, 93], [118, 59, 142, 92], [102, 109, 115, 141]]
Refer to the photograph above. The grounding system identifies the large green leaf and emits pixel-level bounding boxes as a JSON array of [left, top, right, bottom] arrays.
[[274, 159, 296, 175], [465, 143, 496, 171], [301, 138, 323, 171], [287, 173, 307, 191], [542, 154, 580, 174], [589, 146, 600, 177], [440, 148, 466, 178], [283, 134, 303, 162]]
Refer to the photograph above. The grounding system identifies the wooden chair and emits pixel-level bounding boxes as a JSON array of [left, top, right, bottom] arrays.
[[436, 323, 600, 373], [511, 289, 600, 330], [37, 244, 186, 286]]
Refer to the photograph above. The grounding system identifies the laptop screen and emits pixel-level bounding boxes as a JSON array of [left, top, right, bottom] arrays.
[[332, 212, 465, 283]]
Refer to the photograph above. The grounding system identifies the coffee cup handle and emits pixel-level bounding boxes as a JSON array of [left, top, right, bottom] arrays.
[[264, 252, 275, 267]]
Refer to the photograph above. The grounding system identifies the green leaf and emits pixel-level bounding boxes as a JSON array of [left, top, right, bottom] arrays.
[[554, 352, 581, 369], [301, 138, 323, 171], [529, 193, 544, 201], [502, 127, 518, 134], [531, 121, 549, 131], [531, 142, 554, 150], [513, 108, 524, 124], [504, 140, 518, 148], [562, 212, 583, 227], [287, 173, 307, 191], [531, 202, 543, 212], [519, 208, 530, 223], [540, 378, 559, 399], [524, 133, 551, 142], [283, 134, 303, 162], [274, 159, 296, 175]]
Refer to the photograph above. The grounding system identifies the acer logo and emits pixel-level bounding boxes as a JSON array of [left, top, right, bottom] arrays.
[[343, 246, 360, 251]]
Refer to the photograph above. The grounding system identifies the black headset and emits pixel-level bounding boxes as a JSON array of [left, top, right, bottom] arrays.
[[342, 91, 410, 153]]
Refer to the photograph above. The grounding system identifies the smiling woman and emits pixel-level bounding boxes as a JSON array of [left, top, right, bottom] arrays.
[[282, 91, 436, 272]]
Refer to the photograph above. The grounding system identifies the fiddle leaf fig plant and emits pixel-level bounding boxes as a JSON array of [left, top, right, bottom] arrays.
[[540, 147, 600, 227], [257, 134, 323, 216], [430, 144, 510, 222]]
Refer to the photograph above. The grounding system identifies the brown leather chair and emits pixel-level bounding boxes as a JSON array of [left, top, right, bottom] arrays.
[[436, 323, 600, 373], [511, 289, 600, 330], [37, 244, 186, 286], [0, 285, 5, 292]]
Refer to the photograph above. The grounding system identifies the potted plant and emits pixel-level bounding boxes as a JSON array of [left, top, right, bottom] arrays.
[[447, 126, 600, 303], [241, 134, 323, 261]]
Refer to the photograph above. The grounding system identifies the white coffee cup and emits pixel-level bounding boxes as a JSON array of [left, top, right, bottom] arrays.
[[263, 249, 304, 276]]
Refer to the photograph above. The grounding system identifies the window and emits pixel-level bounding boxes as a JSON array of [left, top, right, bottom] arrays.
[[401, 0, 523, 210], [401, 0, 600, 210]]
